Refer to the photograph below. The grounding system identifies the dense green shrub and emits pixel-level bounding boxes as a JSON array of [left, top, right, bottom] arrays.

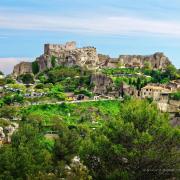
[[80, 99, 180, 179], [32, 61, 40, 74], [170, 91, 180, 100], [51, 55, 57, 67], [47, 66, 81, 83], [0, 70, 4, 75], [18, 73, 35, 84]]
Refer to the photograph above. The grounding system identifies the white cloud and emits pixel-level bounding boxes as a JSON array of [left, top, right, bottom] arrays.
[[0, 57, 33, 75], [0, 10, 180, 37]]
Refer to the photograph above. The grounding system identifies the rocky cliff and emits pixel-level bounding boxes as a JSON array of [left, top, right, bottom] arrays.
[[119, 52, 171, 69], [13, 62, 32, 77], [91, 73, 120, 97], [99, 52, 171, 69]]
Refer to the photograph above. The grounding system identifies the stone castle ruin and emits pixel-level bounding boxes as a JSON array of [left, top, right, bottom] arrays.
[[44, 41, 77, 55], [35, 41, 99, 72], [13, 41, 172, 76]]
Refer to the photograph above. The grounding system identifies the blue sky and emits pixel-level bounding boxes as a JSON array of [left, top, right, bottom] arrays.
[[0, 0, 180, 74]]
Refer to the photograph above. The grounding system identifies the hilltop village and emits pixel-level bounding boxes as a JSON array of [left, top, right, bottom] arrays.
[[0, 41, 180, 179], [2, 41, 179, 108]]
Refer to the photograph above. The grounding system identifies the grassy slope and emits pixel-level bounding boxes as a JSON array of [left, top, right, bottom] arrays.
[[23, 100, 121, 129]]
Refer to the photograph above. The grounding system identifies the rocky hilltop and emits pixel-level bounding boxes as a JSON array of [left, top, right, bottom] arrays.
[[36, 42, 99, 72], [12, 42, 172, 76], [13, 62, 32, 77]]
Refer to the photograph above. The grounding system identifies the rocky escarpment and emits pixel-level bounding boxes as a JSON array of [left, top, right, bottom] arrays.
[[99, 52, 171, 69], [119, 52, 171, 69], [13, 62, 32, 77]]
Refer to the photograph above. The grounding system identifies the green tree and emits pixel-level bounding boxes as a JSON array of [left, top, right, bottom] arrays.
[[165, 65, 177, 79], [170, 91, 180, 100], [32, 61, 40, 74], [136, 77, 141, 90], [80, 99, 180, 179], [144, 61, 152, 70], [0, 106, 19, 119], [0, 70, 4, 75], [19, 73, 35, 84], [5, 77, 16, 84], [0, 124, 53, 179], [3, 95, 14, 105], [13, 94, 24, 104], [51, 55, 57, 67]]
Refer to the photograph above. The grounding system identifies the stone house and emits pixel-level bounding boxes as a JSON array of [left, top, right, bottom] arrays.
[[141, 85, 171, 101]]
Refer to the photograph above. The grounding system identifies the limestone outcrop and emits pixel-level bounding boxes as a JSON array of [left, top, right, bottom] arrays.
[[118, 52, 171, 69], [98, 54, 110, 67], [99, 52, 171, 69], [91, 73, 119, 96], [157, 101, 180, 113], [13, 62, 32, 77]]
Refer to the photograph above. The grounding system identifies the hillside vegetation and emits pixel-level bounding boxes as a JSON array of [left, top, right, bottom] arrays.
[[0, 99, 179, 179]]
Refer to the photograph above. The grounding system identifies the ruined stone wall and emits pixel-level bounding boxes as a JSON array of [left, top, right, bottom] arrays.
[[44, 41, 76, 56]]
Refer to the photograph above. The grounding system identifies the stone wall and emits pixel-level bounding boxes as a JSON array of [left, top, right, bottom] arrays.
[[44, 41, 76, 56]]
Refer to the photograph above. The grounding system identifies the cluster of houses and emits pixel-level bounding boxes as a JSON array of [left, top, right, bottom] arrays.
[[120, 79, 179, 100], [0, 84, 47, 99]]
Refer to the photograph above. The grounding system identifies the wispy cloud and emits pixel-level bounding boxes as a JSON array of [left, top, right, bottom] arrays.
[[0, 10, 180, 38], [0, 57, 33, 74]]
